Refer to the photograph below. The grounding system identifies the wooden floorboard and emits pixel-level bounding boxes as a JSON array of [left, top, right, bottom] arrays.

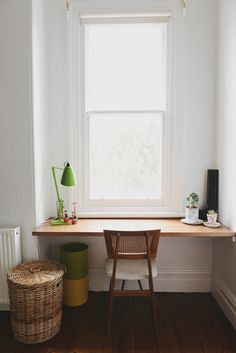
[[113, 297, 135, 353], [165, 293, 203, 353], [156, 294, 181, 353], [183, 293, 227, 353], [134, 297, 157, 353], [0, 293, 235, 353], [198, 294, 236, 353]]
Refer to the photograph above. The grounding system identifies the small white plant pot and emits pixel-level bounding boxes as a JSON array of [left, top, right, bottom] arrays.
[[185, 207, 199, 223], [207, 214, 217, 224]]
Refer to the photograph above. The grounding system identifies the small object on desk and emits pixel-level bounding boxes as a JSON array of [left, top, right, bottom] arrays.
[[180, 218, 204, 225], [51, 161, 77, 225], [199, 209, 208, 221], [185, 192, 200, 223], [207, 209, 218, 224], [203, 221, 221, 228], [72, 219, 77, 225], [72, 202, 77, 219], [51, 219, 71, 226]]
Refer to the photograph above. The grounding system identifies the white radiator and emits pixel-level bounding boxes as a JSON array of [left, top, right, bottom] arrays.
[[0, 227, 21, 310]]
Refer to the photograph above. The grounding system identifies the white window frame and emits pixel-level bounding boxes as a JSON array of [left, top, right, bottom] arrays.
[[68, 0, 184, 218]]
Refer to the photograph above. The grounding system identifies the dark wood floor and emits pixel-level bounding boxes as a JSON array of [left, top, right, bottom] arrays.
[[0, 292, 236, 353]]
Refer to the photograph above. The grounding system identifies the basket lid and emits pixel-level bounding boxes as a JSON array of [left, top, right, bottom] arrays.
[[8, 261, 64, 286]]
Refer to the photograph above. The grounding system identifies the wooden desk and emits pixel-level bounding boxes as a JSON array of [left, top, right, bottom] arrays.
[[32, 219, 235, 238]]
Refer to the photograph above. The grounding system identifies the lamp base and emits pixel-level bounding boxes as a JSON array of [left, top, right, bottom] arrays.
[[51, 219, 71, 226]]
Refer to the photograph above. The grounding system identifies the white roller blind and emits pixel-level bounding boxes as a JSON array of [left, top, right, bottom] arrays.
[[85, 22, 167, 111], [80, 12, 171, 24]]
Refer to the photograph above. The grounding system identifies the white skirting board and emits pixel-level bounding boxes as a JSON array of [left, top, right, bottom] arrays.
[[88, 266, 212, 292], [212, 275, 236, 330], [0, 303, 10, 311]]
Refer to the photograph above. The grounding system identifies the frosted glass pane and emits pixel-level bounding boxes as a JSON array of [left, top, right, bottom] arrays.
[[85, 24, 166, 111], [89, 112, 163, 200]]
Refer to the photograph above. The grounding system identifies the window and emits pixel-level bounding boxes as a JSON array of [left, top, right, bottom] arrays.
[[70, 3, 183, 215]]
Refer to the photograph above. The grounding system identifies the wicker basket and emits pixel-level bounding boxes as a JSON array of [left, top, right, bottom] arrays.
[[7, 260, 64, 344]]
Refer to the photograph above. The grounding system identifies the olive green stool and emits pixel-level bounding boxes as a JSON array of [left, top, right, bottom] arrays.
[[61, 243, 88, 306]]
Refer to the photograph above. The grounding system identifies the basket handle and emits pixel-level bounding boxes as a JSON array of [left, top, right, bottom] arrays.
[[30, 266, 41, 273]]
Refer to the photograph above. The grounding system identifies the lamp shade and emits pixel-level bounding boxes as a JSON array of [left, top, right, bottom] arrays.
[[61, 162, 77, 186]]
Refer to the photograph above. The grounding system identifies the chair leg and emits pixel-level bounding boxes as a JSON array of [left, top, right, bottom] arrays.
[[151, 288, 158, 336], [108, 279, 113, 332], [107, 235, 119, 332], [145, 233, 158, 338], [121, 280, 125, 290], [138, 280, 143, 290]]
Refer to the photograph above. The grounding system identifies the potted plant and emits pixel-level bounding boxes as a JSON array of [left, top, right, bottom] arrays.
[[207, 209, 218, 224], [185, 192, 199, 223]]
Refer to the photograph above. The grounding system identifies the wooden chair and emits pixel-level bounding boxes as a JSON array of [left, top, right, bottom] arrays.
[[104, 229, 160, 332]]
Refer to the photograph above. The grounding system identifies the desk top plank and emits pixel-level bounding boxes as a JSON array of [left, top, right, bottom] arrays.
[[32, 219, 235, 237]]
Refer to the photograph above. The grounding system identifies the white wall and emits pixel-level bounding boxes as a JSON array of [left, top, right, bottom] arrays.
[[47, 0, 70, 209], [0, 0, 38, 261], [183, 0, 217, 202], [32, 0, 70, 226], [32, 0, 52, 225], [212, 0, 236, 329], [38, 0, 217, 292]]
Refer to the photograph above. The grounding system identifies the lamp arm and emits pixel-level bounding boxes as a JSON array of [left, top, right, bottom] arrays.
[[52, 166, 63, 202]]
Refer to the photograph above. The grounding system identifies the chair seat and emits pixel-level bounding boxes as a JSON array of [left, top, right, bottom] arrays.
[[105, 258, 158, 280]]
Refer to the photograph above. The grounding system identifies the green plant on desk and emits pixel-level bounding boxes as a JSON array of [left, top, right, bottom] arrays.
[[186, 192, 199, 208]]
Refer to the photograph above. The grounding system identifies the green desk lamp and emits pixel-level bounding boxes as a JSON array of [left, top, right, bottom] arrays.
[[51, 161, 77, 225]]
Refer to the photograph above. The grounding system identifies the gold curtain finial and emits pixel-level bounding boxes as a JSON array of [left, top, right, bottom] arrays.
[[183, 0, 187, 16], [65, 0, 70, 19]]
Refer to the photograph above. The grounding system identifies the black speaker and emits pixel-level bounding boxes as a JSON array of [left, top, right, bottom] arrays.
[[207, 169, 219, 211], [199, 209, 208, 221]]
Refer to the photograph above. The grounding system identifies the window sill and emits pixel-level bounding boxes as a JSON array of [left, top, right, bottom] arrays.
[[76, 211, 185, 219]]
